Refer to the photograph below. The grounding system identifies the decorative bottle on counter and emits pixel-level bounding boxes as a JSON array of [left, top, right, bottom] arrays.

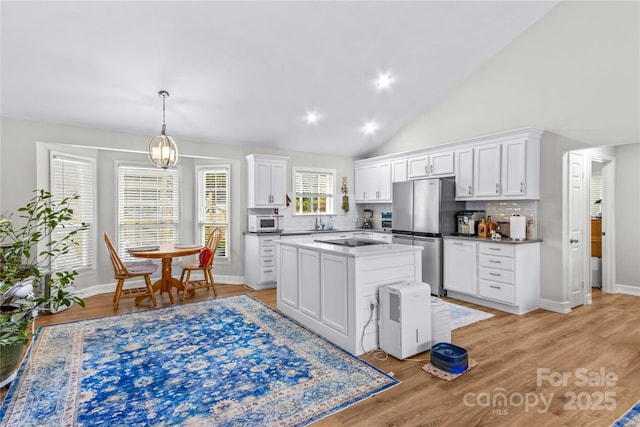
[[487, 216, 496, 233], [478, 218, 487, 237]]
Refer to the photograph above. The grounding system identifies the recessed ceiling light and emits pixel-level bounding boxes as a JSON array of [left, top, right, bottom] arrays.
[[376, 73, 393, 89], [362, 121, 378, 135], [305, 112, 320, 124]]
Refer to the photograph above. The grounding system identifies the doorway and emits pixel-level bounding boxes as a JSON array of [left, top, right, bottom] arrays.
[[565, 148, 616, 311]]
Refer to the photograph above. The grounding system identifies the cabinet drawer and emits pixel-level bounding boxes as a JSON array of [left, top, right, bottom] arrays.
[[478, 254, 514, 271], [478, 243, 514, 257], [260, 246, 276, 256], [260, 256, 275, 267], [478, 279, 516, 304], [259, 236, 278, 247], [479, 266, 514, 284], [260, 266, 276, 283]]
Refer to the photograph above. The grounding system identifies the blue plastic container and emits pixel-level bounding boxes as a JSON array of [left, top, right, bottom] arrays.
[[430, 342, 468, 374]]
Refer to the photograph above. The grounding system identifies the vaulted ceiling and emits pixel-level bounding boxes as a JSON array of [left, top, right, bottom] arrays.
[[1, 1, 557, 158]]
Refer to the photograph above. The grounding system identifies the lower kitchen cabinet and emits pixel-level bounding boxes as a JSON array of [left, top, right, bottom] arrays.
[[443, 239, 477, 295], [244, 233, 279, 290], [444, 238, 540, 315]]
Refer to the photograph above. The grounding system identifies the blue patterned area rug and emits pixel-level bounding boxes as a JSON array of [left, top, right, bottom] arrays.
[[0, 295, 398, 426], [613, 402, 640, 426], [445, 301, 494, 330]]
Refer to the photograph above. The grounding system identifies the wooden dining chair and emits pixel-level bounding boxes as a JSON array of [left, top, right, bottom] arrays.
[[104, 232, 157, 311], [179, 227, 222, 300]]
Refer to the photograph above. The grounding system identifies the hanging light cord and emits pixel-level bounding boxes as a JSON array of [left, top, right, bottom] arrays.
[[161, 93, 167, 135]]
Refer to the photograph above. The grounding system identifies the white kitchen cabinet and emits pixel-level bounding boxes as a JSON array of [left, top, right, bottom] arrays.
[[392, 159, 407, 182], [444, 238, 540, 315], [278, 243, 298, 307], [474, 143, 501, 197], [320, 253, 349, 334], [443, 239, 477, 295], [501, 138, 527, 197], [276, 240, 422, 355], [244, 233, 279, 289], [455, 148, 474, 198], [407, 155, 430, 179], [429, 151, 455, 177], [298, 248, 320, 319], [246, 154, 288, 208], [354, 161, 391, 203]]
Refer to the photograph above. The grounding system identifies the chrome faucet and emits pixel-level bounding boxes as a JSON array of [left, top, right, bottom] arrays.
[[315, 214, 324, 230]]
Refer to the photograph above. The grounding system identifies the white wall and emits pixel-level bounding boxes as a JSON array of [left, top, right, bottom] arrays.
[[615, 143, 640, 290], [371, 1, 639, 157], [0, 117, 357, 293], [370, 1, 640, 306]]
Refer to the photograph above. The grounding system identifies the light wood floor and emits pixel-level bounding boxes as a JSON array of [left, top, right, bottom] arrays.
[[3, 285, 638, 426]]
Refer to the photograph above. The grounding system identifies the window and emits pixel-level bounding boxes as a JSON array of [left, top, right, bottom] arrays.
[[117, 164, 179, 259], [293, 168, 335, 215], [197, 166, 229, 259], [50, 153, 96, 271]]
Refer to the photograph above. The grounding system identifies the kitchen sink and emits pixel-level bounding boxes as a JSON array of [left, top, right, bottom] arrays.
[[315, 238, 386, 247]]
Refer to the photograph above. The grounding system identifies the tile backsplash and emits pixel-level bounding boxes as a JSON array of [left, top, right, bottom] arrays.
[[466, 200, 537, 239]]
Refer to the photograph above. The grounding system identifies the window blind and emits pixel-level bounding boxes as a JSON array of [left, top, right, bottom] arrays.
[[590, 175, 603, 217], [294, 169, 335, 215], [198, 167, 229, 259], [50, 153, 96, 271], [117, 165, 179, 259]]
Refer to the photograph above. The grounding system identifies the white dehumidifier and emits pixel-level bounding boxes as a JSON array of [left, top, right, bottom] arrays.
[[379, 281, 431, 360], [430, 297, 451, 347]]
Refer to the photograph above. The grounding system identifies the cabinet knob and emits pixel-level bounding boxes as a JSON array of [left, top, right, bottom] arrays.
[[489, 285, 502, 289], [570, 238, 579, 244], [496, 183, 499, 194], [520, 182, 524, 193], [425, 166, 428, 174], [468, 185, 472, 195], [430, 164, 433, 173]]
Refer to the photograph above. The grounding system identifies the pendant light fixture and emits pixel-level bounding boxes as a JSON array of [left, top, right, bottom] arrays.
[[148, 90, 178, 169]]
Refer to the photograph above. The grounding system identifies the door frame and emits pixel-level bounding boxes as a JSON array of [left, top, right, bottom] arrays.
[[563, 149, 617, 311], [592, 154, 616, 294]]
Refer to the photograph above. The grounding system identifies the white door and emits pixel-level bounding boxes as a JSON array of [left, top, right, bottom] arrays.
[[568, 152, 585, 308], [254, 161, 273, 206]]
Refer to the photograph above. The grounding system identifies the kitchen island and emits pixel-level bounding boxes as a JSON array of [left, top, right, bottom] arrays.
[[276, 239, 423, 356]]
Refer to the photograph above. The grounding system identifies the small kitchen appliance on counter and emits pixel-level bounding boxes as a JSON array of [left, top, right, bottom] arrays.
[[362, 209, 373, 229], [455, 210, 485, 235], [380, 211, 392, 229], [510, 215, 527, 240], [248, 214, 282, 232]]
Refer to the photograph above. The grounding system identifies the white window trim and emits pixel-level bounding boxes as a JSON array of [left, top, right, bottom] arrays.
[[195, 164, 231, 263], [115, 161, 182, 260], [49, 150, 97, 273], [292, 166, 337, 216]]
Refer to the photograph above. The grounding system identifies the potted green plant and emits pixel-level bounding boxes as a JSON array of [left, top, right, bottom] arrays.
[[0, 190, 88, 386]]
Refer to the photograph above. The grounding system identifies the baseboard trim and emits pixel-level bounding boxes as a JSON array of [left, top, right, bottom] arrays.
[[75, 275, 246, 299], [615, 284, 640, 296], [539, 298, 571, 314]]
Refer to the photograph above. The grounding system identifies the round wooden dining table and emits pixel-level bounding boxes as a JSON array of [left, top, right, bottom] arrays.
[[127, 243, 202, 304]]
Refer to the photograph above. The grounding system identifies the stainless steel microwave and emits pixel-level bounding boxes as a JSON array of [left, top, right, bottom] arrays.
[[248, 215, 282, 232]]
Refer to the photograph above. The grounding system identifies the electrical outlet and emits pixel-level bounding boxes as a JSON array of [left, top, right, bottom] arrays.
[[368, 298, 378, 311]]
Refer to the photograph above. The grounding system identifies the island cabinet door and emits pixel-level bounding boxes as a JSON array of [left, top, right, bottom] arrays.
[[298, 248, 320, 319], [278, 245, 299, 309], [320, 253, 349, 335]]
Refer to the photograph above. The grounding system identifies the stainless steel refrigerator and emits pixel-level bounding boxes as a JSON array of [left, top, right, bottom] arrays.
[[392, 177, 463, 296]]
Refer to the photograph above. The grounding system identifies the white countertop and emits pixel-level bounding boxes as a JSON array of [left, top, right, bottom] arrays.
[[277, 239, 422, 257]]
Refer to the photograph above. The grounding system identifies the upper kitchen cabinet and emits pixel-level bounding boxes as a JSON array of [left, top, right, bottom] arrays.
[[470, 130, 540, 200], [355, 161, 391, 203], [455, 147, 474, 198], [474, 142, 502, 197], [246, 154, 289, 208], [408, 151, 454, 179], [407, 154, 430, 179], [391, 159, 407, 183]]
